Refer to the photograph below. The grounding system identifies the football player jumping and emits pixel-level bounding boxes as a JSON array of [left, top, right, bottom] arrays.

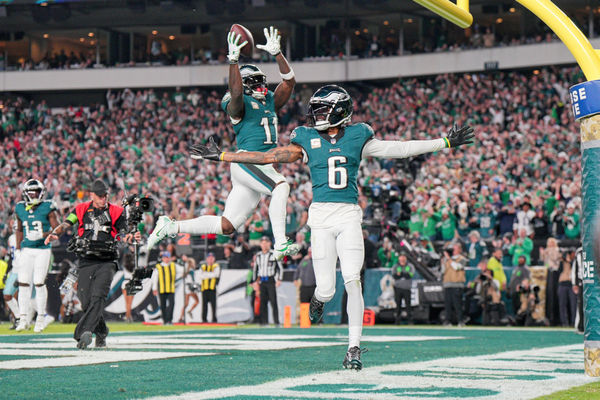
[[14, 179, 59, 332], [148, 26, 300, 261], [190, 85, 474, 370]]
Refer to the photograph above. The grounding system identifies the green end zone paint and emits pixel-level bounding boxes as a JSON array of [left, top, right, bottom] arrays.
[[0, 326, 594, 399]]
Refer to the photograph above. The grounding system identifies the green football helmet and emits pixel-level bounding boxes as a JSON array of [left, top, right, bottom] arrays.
[[240, 64, 268, 100], [308, 85, 353, 131]]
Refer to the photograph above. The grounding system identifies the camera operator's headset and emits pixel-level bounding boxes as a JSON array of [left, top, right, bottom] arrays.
[[74, 201, 124, 239]]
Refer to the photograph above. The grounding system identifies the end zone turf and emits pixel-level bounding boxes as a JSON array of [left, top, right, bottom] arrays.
[[0, 324, 596, 399]]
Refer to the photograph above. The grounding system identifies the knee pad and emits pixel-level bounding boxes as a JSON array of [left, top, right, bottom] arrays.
[[315, 287, 335, 303], [272, 181, 290, 197]]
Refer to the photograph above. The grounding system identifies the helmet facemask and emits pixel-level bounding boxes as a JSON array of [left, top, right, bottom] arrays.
[[22, 179, 46, 206], [243, 74, 268, 100], [307, 87, 353, 131]]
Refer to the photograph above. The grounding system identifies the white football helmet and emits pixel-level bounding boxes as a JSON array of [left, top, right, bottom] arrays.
[[22, 179, 46, 206]]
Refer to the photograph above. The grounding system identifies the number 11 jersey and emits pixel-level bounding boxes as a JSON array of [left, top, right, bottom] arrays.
[[222, 91, 278, 153]]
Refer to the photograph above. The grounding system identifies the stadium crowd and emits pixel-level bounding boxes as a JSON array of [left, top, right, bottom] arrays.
[[0, 65, 583, 326], [1, 25, 579, 70]]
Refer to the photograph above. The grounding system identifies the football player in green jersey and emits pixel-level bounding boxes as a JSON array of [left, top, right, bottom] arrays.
[[148, 26, 300, 261], [14, 179, 59, 332], [190, 85, 474, 370]]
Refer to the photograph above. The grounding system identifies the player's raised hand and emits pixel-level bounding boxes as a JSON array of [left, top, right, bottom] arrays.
[[189, 137, 223, 161], [446, 123, 474, 148], [227, 31, 248, 64], [256, 26, 281, 56]]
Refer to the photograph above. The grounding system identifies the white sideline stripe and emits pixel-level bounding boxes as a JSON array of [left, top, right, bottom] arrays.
[[146, 344, 596, 400], [0, 350, 209, 370]]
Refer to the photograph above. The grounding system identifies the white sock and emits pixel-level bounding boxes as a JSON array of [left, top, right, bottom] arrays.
[[269, 183, 290, 248], [176, 216, 223, 235], [18, 284, 32, 321], [6, 298, 19, 318], [35, 285, 47, 316], [344, 280, 364, 349]]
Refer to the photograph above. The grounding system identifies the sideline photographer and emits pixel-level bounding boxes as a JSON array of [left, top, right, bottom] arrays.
[[45, 180, 141, 349], [515, 278, 548, 326]]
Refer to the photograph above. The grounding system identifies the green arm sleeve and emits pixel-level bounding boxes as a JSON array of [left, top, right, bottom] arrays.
[[66, 213, 78, 225]]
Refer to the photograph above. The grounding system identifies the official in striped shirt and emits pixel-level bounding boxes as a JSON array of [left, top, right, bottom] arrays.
[[152, 251, 179, 325], [252, 236, 283, 325]]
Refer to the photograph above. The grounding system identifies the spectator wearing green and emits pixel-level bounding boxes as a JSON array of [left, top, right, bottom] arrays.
[[247, 213, 265, 247], [476, 201, 497, 239], [509, 228, 534, 266], [408, 203, 424, 236], [467, 230, 489, 267], [439, 208, 457, 241], [378, 237, 399, 269], [422, 209, 439, 241], [487, 247, 507, 291], [563, 203, 580, 239]]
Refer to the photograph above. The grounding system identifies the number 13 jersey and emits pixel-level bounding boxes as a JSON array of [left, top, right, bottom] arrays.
[[291, 123, 374, 204], [15, 200, 55, 249]]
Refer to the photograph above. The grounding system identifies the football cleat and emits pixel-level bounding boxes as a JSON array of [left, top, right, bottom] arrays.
[[274, 240, 301, 261], [147, 216, 178, 250], [77, 331, 93, 350], [343, 346, 366, 370], [33, 315, 45, 333], [309, 295, 324, 324], [15, 319, 30, 332], [95, 328, 109, 349]]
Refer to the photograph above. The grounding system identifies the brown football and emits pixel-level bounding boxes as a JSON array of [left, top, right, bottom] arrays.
[[230, 24, 254, 57]]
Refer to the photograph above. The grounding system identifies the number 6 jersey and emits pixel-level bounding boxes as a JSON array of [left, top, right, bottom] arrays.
[[291, 123, 374, 204], [15, 200, 56, 249]]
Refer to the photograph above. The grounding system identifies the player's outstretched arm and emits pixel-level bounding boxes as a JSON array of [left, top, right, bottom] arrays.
[[257, 26, 296, 112], [362, 124, 474, 159], [190, 137, 303, 165], [226, 32, 247, 120]]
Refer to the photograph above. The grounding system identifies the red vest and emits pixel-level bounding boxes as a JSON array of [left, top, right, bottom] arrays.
[[74, 201, 124, 238]]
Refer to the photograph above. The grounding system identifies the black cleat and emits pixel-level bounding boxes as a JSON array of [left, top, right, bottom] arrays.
[[309, 296, 324, 324], [77, 331, 93, 350], [343, 346, 366, 370], [95, 328, 109, 349]]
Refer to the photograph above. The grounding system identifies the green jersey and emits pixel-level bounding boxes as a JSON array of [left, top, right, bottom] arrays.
[[221, 91, 278, 152], [290, 123, 373, 203], [15, 200, 56, 249]]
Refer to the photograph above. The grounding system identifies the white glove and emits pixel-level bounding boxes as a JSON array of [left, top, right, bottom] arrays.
[[256, 26, 281, 56], [26, 230, 43, 241], [227, 31, 248, 64]]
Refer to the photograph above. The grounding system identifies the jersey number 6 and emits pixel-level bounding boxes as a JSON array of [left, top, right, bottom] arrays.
[[328, 156, 348, 189]]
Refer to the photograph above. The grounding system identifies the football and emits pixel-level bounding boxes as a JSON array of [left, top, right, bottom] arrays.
[[230, 24, 254, 57]]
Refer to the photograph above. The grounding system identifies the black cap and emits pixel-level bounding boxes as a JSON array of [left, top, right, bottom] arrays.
[[91, 179, 108, 196]]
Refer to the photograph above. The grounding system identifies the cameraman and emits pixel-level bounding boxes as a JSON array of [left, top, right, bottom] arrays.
[[515, 278, 547, 326], [465, 260, 507, 325], [45, 180, 141, 349]]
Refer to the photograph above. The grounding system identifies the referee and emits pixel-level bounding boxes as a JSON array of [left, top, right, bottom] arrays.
[[252, 236, 283, 325]]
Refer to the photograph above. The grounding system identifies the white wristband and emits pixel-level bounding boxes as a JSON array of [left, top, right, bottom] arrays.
[[280, 69, 295, 80]]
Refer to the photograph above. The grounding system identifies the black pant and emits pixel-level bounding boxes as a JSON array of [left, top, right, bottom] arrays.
[[394, 287, 412, 322], [159, 293, 174, 324], [259, 278, 279, 324], [444, 287, 463, 325], [202, 289, 217, 323], [558, 281, 577, 327], [74, 262, 115, 341], [299, 285, 316, 303]]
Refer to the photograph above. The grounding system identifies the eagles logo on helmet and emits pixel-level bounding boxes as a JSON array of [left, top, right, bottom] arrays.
[[22, 179, 46, 206], [240, 64, 268, 100], [308, 85, 353, 131]]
